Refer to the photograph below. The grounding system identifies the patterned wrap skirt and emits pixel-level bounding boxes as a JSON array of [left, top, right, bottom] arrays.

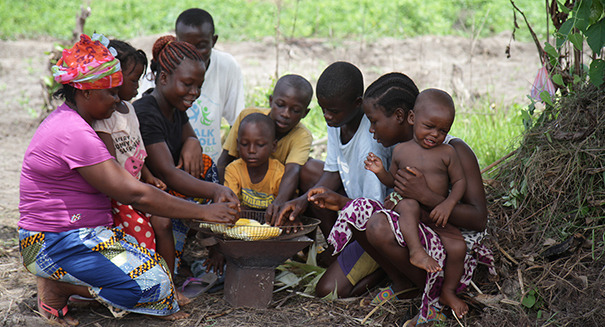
[[328, 198, 496, 322], [19, 226, 180, 317]]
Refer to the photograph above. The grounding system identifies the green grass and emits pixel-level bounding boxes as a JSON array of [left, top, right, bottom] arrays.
[[450, 101, 524, 170], [6, 0, 530, 170], [1, 0, 548, 42], [240, 81, 525, 169]]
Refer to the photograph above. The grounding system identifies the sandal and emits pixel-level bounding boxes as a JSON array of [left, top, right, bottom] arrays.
[[416, 306, 447, 325], [38, 297, 68, 319], [180, 273, 218, 298], [371, 285, 399, 305]]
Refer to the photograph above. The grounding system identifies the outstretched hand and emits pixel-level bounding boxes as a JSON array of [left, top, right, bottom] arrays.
[[201, 202, 239, 224], [271, 196, 307, 227], [265, 199, 286, 227], [307, 187, 349, 211], [364, 152, 385, 174], [213, 185, 240, 204]]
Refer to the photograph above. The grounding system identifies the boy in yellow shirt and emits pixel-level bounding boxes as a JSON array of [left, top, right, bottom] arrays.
[[224, 113, 284, 210], [218, 74, 320, 217]]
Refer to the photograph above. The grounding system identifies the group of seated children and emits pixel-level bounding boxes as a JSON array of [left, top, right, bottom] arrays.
[[96, 7, 472, 320]]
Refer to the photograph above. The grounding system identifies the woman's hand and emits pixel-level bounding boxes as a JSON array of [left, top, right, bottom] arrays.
[[307, 187, 350, 211], [178, 137, 202, 178], [212, 185, 240, 204], [200, 202, 239, 224], [393, 166, 434, 204]]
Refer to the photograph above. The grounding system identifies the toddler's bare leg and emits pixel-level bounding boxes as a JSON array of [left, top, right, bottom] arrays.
[[394, 199, 441, 273], [439, 235, 468, 318]]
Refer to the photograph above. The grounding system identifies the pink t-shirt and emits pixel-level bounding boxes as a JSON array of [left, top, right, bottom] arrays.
[[18, 103, 114, 232]]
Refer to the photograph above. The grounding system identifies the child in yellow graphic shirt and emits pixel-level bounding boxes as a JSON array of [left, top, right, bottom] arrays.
[[224, 113, 284, 210]]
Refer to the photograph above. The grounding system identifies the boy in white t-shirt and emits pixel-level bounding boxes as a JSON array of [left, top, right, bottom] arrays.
[[277, 62, 391, 287], [175, 8, 245, 162]]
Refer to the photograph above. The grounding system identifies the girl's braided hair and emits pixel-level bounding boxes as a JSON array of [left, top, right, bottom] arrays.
[[108, 39, 148, 75], [150, 35, 204, 77], [363, 72, 419, 116]]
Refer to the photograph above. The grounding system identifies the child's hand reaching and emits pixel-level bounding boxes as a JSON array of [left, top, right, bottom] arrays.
[[364, 152, 385, 174], [145, 175, 167, 190], [307, 186, 350, 211]]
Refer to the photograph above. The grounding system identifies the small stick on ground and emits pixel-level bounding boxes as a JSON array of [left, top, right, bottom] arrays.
[[496, 243, 519, 265]]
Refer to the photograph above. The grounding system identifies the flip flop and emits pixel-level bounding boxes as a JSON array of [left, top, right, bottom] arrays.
[[371, 285, 399, 305], [180, 273, 218, 298], [38, 297, 68, 319], [68, 294, 96, 303]]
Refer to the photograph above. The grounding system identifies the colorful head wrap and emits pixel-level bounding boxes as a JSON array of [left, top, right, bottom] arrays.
[[51, 33, 123, 90]]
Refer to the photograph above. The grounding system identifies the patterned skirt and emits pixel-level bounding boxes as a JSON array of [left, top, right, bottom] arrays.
[[19, 226, 179, 317], [327, 198, 495, 322]]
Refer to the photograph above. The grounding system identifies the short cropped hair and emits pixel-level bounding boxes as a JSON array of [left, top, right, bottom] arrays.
[[416, 88, 455, 115], [364, 72, 419, 116], [175, 8, 215, 34], [274, 74, 314, 107], [316, 61, 363, 103], [239, 112, 276, 140]]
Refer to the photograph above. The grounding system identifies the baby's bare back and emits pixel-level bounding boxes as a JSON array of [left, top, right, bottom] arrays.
[[391, 141, 455, 197]]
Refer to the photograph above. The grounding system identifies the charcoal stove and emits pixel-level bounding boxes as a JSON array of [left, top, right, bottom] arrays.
[[193, 210, 320, 308]]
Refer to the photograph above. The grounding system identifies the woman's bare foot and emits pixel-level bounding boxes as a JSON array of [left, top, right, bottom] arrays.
[[36, 277, 79, 326], [176, 290, 191, 307], [409, 249, 442, 273], [158, 310, 190, 321], [440, 290, 468, 318]]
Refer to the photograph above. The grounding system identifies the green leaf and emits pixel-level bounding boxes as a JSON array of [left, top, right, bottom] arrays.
[[557, 0, 571, 14], [590, 0, 604, 24], [552, 73, 564, 85], [589, 59, 605, 86], [568, 32, 584, 51], [586, 18, 605, 53], [540, 91, 554, 106], [575, 0, 593, 32], [556, 20, 574, 48], [573, 75, 583, 84], [522, 293, 536, 308], [544, 42, 558, 61]]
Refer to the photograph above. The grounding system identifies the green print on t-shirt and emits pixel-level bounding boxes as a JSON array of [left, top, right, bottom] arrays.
[[200, 106, 213, 126]]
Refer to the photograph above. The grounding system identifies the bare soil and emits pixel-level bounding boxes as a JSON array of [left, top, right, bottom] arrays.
[[0, 34, 540, 326]]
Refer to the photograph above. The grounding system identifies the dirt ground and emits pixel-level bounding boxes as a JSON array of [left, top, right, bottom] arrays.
[[0, 34, 540, 326]]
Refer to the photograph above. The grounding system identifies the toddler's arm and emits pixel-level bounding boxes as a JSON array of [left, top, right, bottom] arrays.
[[364, 152, 394, 188], [430, 148, 466, 227]]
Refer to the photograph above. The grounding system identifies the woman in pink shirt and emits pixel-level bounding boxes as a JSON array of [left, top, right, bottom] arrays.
[[18, 33, 238, 325]]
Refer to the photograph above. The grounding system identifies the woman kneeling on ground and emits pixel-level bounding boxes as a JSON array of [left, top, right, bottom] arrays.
[[18, 33, 238, 325]]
